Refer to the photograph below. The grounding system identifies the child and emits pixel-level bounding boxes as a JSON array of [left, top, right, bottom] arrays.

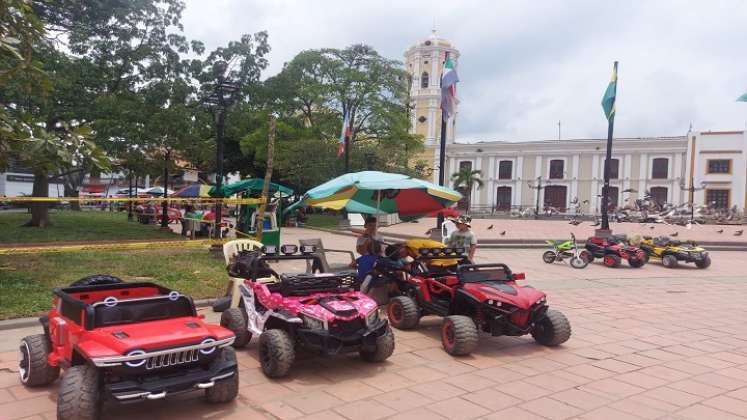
[[446, 215, 477, 262]]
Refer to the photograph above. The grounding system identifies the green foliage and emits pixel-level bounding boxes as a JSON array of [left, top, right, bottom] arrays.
[[451, 169, 483, 210]]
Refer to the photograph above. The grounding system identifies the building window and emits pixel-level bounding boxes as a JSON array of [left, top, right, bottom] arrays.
[[651, 158, 669, 179], [707, 159, 731, 174], [649, 187, 668, 205], [706, 189, 730, 209], [459, 161, 472, 172], [608, 158, 620, 179], [498, 161, 512, 180], [421, 72, 429, 88], [549, 160, 564, 179]]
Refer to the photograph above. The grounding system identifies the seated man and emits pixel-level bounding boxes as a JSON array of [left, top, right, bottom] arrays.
[[355, 216, 384, 278]]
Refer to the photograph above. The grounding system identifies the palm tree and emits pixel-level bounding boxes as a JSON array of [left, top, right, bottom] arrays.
[[451, 169, 483, 212]]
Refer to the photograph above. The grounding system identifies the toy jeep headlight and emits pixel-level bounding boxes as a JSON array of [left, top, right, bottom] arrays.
[[280, 244, 298, 255], [124, 350, 147, 367], [262, 245, 277, 255], [300, 245, 316, 254], [199, 338, 217, 355], [301, 314, 326, 330], [365, 309, 380, 326]]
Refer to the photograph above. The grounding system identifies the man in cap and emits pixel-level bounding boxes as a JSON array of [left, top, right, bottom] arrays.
[[446, 215, 477, 262]]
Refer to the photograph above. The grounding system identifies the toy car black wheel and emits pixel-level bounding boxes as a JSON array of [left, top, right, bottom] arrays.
[[628, 258, 645, 268], [387, 296, 420, 330], [531, 309, 572, 346], [695, 255, 711, 269], [570, 256, 588, 269], [542, 251, 556, 264], [441, 315, 479, 356], [603, 254, 621, 268], [662, 254, 678, 268], [220, 308, 251, 348], [205, 347, 239, 403], [19, 334, 59, 387], [258, 329, 295, 378], [57, 364, 101, 420], [360, 327, 395, 362], [70, 274, 123, 287]]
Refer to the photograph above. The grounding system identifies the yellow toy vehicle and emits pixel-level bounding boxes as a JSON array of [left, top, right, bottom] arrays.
[[639, 236, 711, 269]]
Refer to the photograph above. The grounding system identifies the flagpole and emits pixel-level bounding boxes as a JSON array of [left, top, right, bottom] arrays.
[[344, 133, 350, 174], [599, 61, 618, 234], [436, 117, 447, 232]]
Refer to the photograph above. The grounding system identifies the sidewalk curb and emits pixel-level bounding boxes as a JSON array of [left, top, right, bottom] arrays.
[[0, 298, 216, 331]]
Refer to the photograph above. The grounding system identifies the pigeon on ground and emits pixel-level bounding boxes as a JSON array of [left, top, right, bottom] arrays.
[[569, 220, 582, 226], [500, 231, 506, 236], [650, 226, 655, 230], [735, 230, 743, 236], [717, 229, 724, 234], [425, 228, 434, 235], [671, 232, 679, 237], [487, 224, 494, 230], [591, 220, 600, 227]]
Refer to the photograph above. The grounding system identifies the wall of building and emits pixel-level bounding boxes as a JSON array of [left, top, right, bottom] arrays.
[[686, 131, 747, 209]]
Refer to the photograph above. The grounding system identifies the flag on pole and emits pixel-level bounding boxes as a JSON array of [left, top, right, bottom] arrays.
[[338, 111, 351, 157], [601, 62, 618, 120], [737, 91, 747, 102], [441, 57, 459, 121]]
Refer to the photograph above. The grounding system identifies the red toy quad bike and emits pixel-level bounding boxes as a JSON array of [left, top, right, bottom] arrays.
[[584, 234, 647, 268], [386, 248, 571, 356], [220, 245, 394, 378], [19, 275, 238, 420]]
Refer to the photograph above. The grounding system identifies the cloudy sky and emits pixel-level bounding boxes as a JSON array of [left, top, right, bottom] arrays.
[[182, 0, 747, 142]]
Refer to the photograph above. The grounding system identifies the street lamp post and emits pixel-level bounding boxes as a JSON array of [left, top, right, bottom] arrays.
[[160, 149, 170, 230], [680, 179, 706, 225], [527, 177, 550, 219], [204, 62, 240, 241]]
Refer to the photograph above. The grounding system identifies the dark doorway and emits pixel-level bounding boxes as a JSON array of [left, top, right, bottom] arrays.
[[495, 187, 511, 211], [543, 186, 567, 210]]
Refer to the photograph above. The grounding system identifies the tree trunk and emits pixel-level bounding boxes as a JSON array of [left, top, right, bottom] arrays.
[[255, 116, 276, 241], [26, 170, 50, 227], [62, 170, 86, 211]]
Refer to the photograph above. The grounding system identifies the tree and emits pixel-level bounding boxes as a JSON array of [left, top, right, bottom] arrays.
[[451, 169, 483, 212], [241, 44, 424, 192]]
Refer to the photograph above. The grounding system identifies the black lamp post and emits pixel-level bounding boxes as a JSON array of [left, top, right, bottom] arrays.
[[204, 61, 240, 239], [528, 177, 551, 219], [160, 149, 170, 229], [680, 179, 706, 225], [127, 171, 133, 221]]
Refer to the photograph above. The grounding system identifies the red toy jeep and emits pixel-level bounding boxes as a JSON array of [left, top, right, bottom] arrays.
[[19, 277, 238, 419], [584, 234, 647, 268], [385, 248, 571, 356]]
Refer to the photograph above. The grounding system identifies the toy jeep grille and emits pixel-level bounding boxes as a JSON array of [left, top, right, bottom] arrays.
[[145, 348, 199, 370], [329, 318, 364, 336], [270, 273, 359, 296]]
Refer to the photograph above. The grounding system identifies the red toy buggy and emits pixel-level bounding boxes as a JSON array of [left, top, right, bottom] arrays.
[[584, 234, 647, 268], [219, 245, 394, 378], [384, 247, 571, 356], [19, 276, 238, 420]]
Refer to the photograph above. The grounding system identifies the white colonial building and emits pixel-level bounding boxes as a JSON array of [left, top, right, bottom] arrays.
[[404, 31, 747, 213]]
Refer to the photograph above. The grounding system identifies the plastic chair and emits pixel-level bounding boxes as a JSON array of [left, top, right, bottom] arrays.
[[214, 239, 264, 311], [299, 238, 356, 273]]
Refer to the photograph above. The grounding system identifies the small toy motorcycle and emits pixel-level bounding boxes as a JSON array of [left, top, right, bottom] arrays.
[[542, 233, 590, 269]]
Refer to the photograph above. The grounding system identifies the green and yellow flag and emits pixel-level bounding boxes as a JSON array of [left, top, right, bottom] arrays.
[[601, 61, 618, 120], [737, 91, 747, 102]]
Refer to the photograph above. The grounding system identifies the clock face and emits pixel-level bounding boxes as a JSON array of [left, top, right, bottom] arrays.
[[424, 40, 432, 46], [418, 116, 427, 123]]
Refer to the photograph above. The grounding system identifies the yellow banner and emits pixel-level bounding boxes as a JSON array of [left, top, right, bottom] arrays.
[[0, 239, 226, 255]]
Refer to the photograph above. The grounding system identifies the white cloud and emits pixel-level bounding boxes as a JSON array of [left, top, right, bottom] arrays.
[[182, 0, 747, 141]]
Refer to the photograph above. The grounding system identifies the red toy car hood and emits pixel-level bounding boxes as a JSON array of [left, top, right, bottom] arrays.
[[462, 282, 546, 310], [79, 316, 231, 357]]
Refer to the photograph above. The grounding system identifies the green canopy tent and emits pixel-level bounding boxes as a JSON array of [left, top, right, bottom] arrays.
[[212, 178, 294, 248]]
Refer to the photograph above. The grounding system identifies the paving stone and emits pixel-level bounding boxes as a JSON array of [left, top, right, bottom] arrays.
[[519, 396, 584, 420], [426, 397, 490, 420], [333, 399, 396, 420]]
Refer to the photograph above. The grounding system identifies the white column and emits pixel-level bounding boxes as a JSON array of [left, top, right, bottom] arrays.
[[591, 154, 599, 212], [673, 153, 683, 204], [432, 148, 440, 184], [639, 154, 648, 195], [571, 154, 580, 200], [515, 156, 524, 207], [474, 157, 483, 208], [534, 156, 542, 207], [488, 157, 496, 208], [623, 154, 632, 192], [431, 53, 439, 88]]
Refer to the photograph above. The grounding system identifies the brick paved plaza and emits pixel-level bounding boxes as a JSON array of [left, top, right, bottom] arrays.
[[1, 229, 746, 419]]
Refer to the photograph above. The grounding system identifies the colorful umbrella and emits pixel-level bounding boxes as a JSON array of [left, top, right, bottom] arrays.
[[209, 178, 293, 197], [286, 171, 462, 217], [174, 184, 213, 198]]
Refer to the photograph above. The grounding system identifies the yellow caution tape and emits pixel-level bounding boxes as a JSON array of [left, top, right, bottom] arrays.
[[0, 239, 226, 255], [0, 196, 264, 205]]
